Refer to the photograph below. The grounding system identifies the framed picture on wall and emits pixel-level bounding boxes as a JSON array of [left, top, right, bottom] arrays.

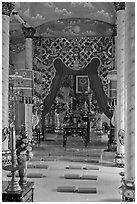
[[76, 75, 90, 93]]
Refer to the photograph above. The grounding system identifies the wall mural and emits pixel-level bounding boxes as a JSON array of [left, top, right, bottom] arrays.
[[33, 36, 115, 100], [35, 18, 116, 38]]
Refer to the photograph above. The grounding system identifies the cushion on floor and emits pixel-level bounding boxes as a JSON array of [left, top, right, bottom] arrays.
[[7, 173, 44, 178], [40, 158, 55, 161], [66, 166, 82, 169], [64, 174, 81, 179], [83, 166, 99, 170], [64, 174, 97, 180], [86, 159, 99, 163], [27, 164, 48, 169], [81, 175, 97, 180], [77, 187, 97, 193], [27, 173, 44, 178], [66, 165, 99, 170], [57, 186, 76, 192]]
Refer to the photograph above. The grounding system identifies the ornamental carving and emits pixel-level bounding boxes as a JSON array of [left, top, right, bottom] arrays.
[[114, 2, 125, 12], [10, 42, 25, 53], [2, 2, 14, 16], [22, 27, 36, 39], [118, 129, 125, 145], [33, 36, 115, 100], [121, 178, 135, 202]]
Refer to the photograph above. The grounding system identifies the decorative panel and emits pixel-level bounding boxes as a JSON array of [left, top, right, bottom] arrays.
[[10, 70, 33, 104], [33, 36, 115, 100]]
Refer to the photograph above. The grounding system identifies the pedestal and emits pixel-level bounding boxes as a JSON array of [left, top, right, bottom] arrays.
[[2, 181, 34, 202], [120, 178, 135, 202]]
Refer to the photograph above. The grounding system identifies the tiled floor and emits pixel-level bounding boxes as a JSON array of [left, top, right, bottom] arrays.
[[3, 131, 123, 202]]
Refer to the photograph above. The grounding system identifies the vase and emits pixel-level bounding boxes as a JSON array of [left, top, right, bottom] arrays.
[[18, 160, 27, 188]]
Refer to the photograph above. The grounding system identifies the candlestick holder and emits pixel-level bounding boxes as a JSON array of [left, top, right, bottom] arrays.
[[3, 148, 22, 192], [3, 75, 24, 192]]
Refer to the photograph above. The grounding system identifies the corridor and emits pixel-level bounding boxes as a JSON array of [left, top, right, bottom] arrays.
[[2, 2, 135, 202], [4, 131, 123, 202]]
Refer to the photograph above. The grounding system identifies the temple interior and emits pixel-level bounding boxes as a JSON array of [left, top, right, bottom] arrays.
[[2, 2, 135, 202]]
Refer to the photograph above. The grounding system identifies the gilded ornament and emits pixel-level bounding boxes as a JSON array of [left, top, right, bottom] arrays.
[[22, 27, 36, 39], [114, 2, 125, 12], [2, 2, 14, 16]]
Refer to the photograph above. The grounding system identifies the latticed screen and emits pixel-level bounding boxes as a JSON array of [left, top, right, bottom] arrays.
[[33, 36, 115, 100]]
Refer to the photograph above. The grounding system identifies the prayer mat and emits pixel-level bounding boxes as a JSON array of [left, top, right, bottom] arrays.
[[81, 175, 97, 180], [70, 158, 88, 162], [66, 166, 82, 169], [40, 158, 55, 161], [57, 186, 76, 193], [64, 174, 97, 180], [66, 165, 99, 170], [7, 173, 44, 178], [27, 164, 48, 169], [57, 186, 97, 193], [64, 174, 81, 179], [86, 159, 99, 163], [77, 187, 97, 193], [83, 166, 99, 170]]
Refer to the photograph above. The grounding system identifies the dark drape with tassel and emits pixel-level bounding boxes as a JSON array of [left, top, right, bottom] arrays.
[[41, 61, 65, 135], [42, 58, 112, 135], [87, 61, 112, 119]]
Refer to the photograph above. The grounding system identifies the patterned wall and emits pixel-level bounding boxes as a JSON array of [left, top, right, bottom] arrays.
[[33, 36, 115, 100]]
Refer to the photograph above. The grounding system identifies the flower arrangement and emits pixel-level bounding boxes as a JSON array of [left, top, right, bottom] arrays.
[[16, 124, 36, 164]]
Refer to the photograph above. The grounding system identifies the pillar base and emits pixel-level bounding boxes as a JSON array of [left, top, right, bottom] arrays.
[[115, 152, 125, 168], [119, 177, 135, 202]]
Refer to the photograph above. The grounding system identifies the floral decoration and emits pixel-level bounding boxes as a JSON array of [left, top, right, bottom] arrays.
[[16, 124, 36, 163]]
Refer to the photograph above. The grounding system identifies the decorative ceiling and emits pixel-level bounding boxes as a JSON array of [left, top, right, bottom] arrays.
[[35, 18, 116, 37], [20, 2, 116, 27], [10, 2, 116, 40]]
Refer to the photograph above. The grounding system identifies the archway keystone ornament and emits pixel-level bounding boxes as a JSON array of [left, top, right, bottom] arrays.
[[22, 27, 36, 39]]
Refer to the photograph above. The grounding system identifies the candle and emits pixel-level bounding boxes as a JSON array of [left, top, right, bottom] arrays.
[[12, 125, 16, 150]]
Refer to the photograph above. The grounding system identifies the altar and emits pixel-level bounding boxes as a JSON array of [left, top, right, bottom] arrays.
[[63, 115, 90, 147]]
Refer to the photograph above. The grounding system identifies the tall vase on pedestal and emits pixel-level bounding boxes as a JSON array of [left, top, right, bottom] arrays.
[[18, 159, 27, 187], [16, 124, 34, 188]]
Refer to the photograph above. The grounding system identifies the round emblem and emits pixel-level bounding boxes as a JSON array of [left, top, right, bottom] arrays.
[[73, 25, 81, 33]]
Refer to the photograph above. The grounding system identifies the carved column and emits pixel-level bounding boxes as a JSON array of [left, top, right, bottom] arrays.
[[22, 27, 35, 139], [114, 2, 125, 168], [121, 2, 135, 202], [2, 2, 14, 150]]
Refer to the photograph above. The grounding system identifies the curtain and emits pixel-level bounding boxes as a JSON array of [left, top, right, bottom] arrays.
[[41, 58, 112, 135], [41, 61, 64, 135], [87, 59, 112, 119]]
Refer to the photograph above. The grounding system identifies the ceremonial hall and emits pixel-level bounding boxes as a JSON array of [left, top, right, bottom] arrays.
[[2, 2, 135, 202]]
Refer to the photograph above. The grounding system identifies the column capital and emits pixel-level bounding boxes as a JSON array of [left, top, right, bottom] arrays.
[[114, 2, 125, 12], [2, 2, 14, 16], [22, 27, 36, 39]]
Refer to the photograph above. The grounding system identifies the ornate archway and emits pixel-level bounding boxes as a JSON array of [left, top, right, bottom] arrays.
[[33, 18, 116, 133]]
